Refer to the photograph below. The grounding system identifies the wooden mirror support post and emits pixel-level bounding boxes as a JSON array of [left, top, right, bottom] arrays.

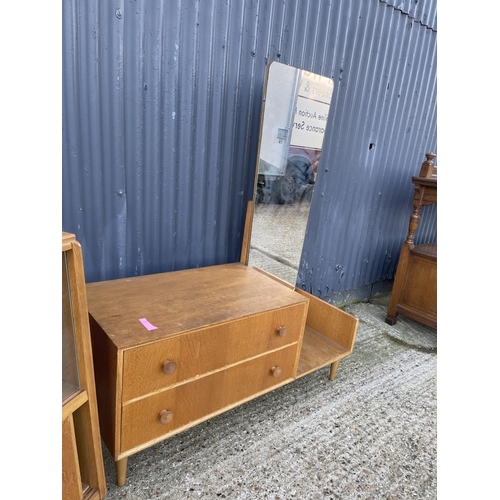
[[240, 199, 254, 266], [385, 153, 437, 329]]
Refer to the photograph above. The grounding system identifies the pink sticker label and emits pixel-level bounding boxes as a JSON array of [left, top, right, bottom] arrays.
[[139, 318, 158, 331]]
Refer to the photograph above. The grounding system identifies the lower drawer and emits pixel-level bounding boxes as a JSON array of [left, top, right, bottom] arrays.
[[120, 344, 297, 452]]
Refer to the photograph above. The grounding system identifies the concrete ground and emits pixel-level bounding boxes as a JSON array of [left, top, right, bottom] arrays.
[[100, 292, 437, 499]]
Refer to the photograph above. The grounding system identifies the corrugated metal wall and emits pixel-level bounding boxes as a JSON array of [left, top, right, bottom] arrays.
[[62, 0, 437, 303], [297, 0, 437, 301]]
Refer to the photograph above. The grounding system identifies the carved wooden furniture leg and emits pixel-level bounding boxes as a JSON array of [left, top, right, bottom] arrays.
[[329, 360, 339, 381], [116, 457, 128, 487]]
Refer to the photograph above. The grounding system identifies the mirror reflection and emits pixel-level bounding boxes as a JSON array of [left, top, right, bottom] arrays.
[[249, 62, 334, 285]]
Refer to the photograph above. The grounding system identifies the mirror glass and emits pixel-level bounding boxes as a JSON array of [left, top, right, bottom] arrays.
[[62, 252, 81, 402], [248, 62, 334, 285]]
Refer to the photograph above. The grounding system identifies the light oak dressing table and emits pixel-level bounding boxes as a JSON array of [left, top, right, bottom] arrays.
[[87, 258, 358, 486], [86, 61, 359, 487]]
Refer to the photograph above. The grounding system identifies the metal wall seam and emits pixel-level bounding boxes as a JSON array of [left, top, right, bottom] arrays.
[[379, 0, 437, 31]]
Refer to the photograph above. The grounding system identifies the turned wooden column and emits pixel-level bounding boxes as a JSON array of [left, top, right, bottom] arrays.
[[405, 152, 436, 248]]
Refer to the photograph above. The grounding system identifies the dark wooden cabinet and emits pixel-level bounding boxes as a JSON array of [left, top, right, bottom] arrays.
[[385, 153, 437, 329]]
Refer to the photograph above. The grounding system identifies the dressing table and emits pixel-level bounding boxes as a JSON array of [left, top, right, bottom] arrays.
[[86, 62, 359, 487]]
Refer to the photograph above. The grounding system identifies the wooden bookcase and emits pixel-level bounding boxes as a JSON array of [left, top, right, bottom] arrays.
[[62, 232, 106, 500]]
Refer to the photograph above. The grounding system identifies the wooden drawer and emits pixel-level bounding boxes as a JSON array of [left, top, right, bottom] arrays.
[[120, 344, 297, 452], [122, 304, 306, 402]]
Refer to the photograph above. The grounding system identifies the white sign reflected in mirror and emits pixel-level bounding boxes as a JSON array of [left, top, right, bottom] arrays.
[[248, 62, 334, 285]]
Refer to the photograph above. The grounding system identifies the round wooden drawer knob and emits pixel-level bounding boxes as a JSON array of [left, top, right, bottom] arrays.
[[159, 410, 174, 425], [277, 326, 288, 338], [271, 365, 282, 378], [162, 360, 177, 375]]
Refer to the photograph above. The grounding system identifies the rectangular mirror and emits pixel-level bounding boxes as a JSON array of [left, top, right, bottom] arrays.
[[245, 62, 334, 285]]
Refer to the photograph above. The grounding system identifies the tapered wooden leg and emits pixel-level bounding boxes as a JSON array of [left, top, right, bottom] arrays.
[[116, 457, 128, 487], [329, 360, 340, 381]]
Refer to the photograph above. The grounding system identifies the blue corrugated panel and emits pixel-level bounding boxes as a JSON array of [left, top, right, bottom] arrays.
[[63, 0, 261, 282], [63, 0, 437, 304], [298, 0, 437, 299]]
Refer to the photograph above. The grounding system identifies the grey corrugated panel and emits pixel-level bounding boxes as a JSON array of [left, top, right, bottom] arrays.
[[62, 0, 437, 299]]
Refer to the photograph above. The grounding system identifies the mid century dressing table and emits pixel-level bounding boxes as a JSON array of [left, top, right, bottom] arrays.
[[87, 258, 358, 486], [86, 62, 359, 487]]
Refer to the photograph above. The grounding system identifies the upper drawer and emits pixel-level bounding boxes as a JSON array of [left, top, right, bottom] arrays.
[[122, 302, 307, 402]]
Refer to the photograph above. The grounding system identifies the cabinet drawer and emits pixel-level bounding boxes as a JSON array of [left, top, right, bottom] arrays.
[[122, 303, 306, 402], [120, 344, 297, 452]]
